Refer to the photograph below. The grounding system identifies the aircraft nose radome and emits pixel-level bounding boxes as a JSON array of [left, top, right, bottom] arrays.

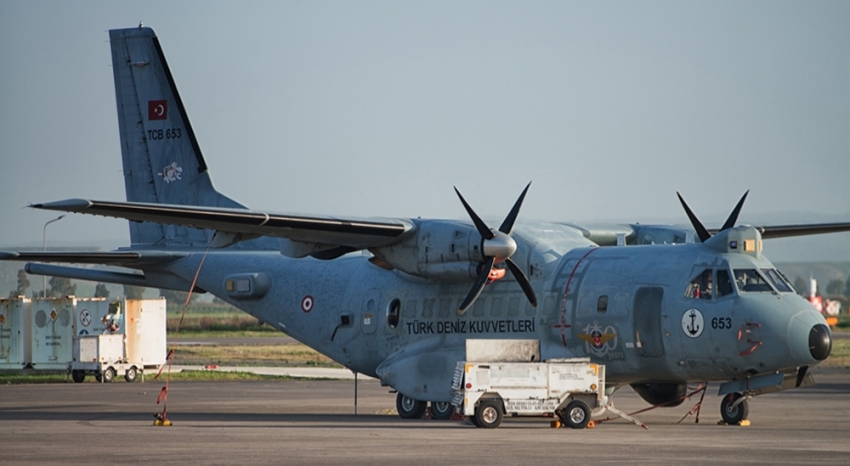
[[809, 324, 832, 361]]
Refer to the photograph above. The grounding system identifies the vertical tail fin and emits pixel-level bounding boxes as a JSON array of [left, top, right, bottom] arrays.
[[109, 27, 243, 246]]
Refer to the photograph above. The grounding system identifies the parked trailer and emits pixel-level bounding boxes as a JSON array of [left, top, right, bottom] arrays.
[[69, 334, 143, 383], [451, 358, 605, 428], [66, 298, 166, 383]]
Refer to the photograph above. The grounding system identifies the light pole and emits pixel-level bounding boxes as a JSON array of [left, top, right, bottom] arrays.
[[42, 215, 65, 298]]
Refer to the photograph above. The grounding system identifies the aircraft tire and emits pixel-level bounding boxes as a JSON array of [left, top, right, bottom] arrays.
[[563, 400, 591, 429], [720, 392, 748, 424], [474, 399, 503, 428], [71, 370, 85, 383], [396, 393, 426, 419], [430, 401, 454, 420]]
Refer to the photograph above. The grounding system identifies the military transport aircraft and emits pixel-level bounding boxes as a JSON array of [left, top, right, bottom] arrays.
[[3, 26, 848, 425]]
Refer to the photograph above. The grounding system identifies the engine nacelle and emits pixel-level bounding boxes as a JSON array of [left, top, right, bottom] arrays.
[[371, 220, 486, 281], [630, 382, 687, 407]]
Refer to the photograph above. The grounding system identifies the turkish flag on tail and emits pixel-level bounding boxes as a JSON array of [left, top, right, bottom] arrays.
[[148, 100, 168, 120]]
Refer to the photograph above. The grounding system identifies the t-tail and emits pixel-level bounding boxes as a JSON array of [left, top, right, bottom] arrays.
[[110, 26, 244, 247]]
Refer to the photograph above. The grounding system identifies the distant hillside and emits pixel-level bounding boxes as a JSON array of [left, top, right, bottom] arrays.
[[774, 262, 850, 295]]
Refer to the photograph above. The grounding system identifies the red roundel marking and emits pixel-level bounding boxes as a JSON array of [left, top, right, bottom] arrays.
[[301, 295, 314, 313]]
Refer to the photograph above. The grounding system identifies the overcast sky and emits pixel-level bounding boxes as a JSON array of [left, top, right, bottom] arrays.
[[1, 1, 848, 261]]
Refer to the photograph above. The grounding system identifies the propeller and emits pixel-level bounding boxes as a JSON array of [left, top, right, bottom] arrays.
[[454, 183, 537, 315], [676, 190, 749, 242]]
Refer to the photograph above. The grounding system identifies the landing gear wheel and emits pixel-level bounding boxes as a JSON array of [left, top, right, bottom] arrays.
[[124, 366, 138, 383], [562, 400, 591, 429], [430, 401, 454, 420], [396, 393, 426, 419], [721, 392, 748, 424], [71, 370, 85, 383], [474, 399, 503, 428], [102, 366, 116, 383]]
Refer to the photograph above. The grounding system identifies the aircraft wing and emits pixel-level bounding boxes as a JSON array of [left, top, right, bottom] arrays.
[[748, 223, 850, 239], [30, 199, 415, 250]]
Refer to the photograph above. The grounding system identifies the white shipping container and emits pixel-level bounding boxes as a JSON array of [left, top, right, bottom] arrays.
[[31, 298, 76, 369], [0, 298, 31, 369], [30, 297, 109, 370], [123, 298, 166, 367]]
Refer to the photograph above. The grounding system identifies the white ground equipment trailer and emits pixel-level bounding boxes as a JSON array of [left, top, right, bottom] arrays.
[[69, 334, 142, 383], [452, 358, 605, 428], [67, 298, 166, 383]]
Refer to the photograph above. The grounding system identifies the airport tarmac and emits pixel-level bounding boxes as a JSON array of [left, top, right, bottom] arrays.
[[2, 370, 849, 465]]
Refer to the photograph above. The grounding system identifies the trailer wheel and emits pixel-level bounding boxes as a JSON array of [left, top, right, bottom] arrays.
[[430, 401, 453, 420], [124, 366, 138, 383], [396, 393, 426, 419], [720, 392, 748, 424], [474, 399, 503, 428], [71, 370, 85, 383], [563, 400, 591, 429], [102, 366, 116, 383]]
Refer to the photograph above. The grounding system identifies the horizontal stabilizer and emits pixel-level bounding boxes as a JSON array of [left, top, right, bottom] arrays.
[[31, 199, 414, 250], [24, 263, 148, 288], [0, 251, 183, 267]]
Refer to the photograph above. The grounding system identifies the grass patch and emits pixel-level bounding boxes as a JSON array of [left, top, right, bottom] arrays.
[[823, 338, 850, 368], [172, 343, 340, 367], [167, 314, 277, 333]]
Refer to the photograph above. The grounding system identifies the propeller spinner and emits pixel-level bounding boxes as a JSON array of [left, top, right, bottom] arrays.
[[454, 183, 537, 315]]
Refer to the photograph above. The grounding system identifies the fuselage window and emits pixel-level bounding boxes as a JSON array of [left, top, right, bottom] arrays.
[[387, 299, 401, 328], [716, 269, 734, 297], [685, 269, 712, 299], [597, 295, 609, 313], [761, 268, 793, 293], [734, 269, 773, 292]]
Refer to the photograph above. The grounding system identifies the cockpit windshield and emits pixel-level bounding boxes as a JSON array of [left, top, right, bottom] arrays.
[[733, 269, 773, 293], [760, 268, 794, 293]]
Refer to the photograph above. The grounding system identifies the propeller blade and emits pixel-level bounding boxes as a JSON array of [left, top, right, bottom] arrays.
[[720, 190, 749, 232], [498, 182, 532, 235], [454, 187, 494, 240], [676, 192, 711, 243], [505, 258, 537, 307], [458, 257, 495, 315]]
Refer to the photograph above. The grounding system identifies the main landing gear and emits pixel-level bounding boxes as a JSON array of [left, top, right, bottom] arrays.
[[395, 393, 456, 420], [720, 392, 749, 424]]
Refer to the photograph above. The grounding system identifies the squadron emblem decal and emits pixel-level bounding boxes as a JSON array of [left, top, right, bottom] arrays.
[[158, 162, 183, 183], [578, 321, 623, 360], [682, 308, 704, 338]]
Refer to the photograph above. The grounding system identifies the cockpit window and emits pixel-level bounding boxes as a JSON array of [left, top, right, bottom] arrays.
[[761, 268, 793, 293], [685, 269, 712, 299], [716, 269, 734, 297], [734, 269, 773, 292]]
